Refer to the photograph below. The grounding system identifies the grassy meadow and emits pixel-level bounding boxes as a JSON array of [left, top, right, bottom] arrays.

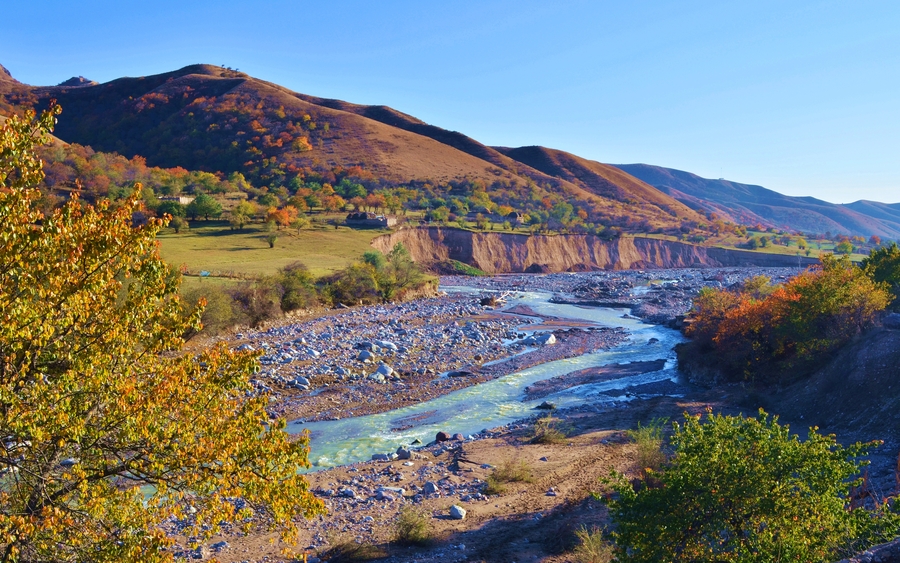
[[157, 219, 385, 279]]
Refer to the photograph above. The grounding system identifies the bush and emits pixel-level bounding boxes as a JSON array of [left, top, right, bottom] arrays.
[[572, 526, 614, 563], [484, 459, 535, 495], [682, 255, 891, 383], [393, 506, 432, 546], [626, 418, 668, 477], [274, 261, 317, 312], [530, 415, 571, 444], [321, 541, 388, 562], [604, 410, 900, 563]]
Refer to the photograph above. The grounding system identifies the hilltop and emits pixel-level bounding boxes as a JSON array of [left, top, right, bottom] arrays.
[[616, 163, 900, 238], [0, 63, 704, 233]]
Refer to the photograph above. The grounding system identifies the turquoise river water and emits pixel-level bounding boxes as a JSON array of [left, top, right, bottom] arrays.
[[287, 287, 685, 469]]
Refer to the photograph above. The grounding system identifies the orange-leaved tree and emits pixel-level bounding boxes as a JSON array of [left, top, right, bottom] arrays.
[[684, 256, 889, 383], [0, 105, 324, 563]]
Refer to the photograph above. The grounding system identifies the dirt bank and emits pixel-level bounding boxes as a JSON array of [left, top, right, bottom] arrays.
[[372, 227, 818, 274]]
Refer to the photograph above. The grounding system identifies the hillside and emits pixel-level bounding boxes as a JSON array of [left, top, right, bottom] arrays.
[[615, 163, 900, 238], [0, 63, 705, 233]]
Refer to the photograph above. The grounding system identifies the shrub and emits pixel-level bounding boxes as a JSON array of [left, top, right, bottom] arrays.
[[572, 526, 615, 563], [604, 410, 900, 563], [683, 255, 890, 383], [393, 506, 432, 546], [626, 418, 668, 477], [531, 415, 571, 444], [321, 541, 388, 562], [275, 261, 317, 312]]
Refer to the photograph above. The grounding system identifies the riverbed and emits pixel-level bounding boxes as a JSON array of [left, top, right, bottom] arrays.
[[289, 287, 685, 469]]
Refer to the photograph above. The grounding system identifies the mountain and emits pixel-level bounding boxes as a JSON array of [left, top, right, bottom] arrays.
[[0, 63, 704, 232], [615, 163, 900, 239]]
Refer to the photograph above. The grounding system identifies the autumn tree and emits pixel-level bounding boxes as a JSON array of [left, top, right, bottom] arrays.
[[0, 106, 324, 562]]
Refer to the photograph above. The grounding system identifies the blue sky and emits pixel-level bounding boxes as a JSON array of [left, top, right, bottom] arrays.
[[4, 0, 899, 203]]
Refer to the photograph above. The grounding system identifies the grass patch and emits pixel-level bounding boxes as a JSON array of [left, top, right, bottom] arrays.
[[158, 220, 383, 278], [626, 418, 668, 477], [484, 459, 534, 494], [530, 415, 572, 444], [572, 526, 615, 563], [436, 259, 488, 276], [393, 506, 433, 546]]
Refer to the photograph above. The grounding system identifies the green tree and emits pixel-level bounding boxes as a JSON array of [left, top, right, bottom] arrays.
[[836, 240, 854, 254], [862, 242, 900, 307], [185, 193, 223, 220], [0, 106, 324, 562], [156, 200, 186, 218], [605, 410, 900, 563]]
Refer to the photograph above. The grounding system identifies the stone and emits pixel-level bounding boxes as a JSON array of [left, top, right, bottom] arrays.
[[367, 372, 386, 384], [210, 541, 229, 552], [396, 447, 411, 460], [535, 401, 556, 410], [452, 433, 465, 441], [436, 431, 450, 442], [371, 453, 390, 461], [449, 505, 467, 520], [375, 363, 394, 376], [357, 349, 375, 362], [422, 481, 439, 495]]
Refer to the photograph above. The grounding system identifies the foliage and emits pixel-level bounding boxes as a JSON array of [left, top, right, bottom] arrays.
[[683, 256, 890, 383], [321, 243, 425, 305], [572, 526, 615, 563], [862, 242, 900, 308], [604, 410, 900, 563], [626, 418, 668, 478], [0, 106, 324, 562], [530, 415, 571, 444], [185, 193, 222, 220], [393, 506, 433, 546], [273, 262, 318, 312], [484, 459, 534, 495], [320, 539, 388, 562]]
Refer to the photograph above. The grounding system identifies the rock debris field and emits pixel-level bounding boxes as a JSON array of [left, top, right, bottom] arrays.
[[180, 267, 807, 562]]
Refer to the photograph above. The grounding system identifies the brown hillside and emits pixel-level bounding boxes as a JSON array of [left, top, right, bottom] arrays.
[[497, 146, 702, 222], [0, 63, 701, 230]]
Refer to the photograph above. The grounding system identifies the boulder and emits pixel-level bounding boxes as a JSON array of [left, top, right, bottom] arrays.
[[435, 431, 451, 442], [535, 401, 556, 410], [449, 505, 467, 520], [357, 350, 376, 362], [422, 481, 439, 495], [375, 363, 394, 376], [396, 447, 412, 460]]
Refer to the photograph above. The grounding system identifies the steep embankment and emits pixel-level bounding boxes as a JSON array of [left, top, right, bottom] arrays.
[[372, 227, 818, 273]]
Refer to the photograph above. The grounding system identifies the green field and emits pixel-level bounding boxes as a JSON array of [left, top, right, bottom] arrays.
[[157, 220, 385, 278]]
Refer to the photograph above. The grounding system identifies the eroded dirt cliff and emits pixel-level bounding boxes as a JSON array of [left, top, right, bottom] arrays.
[[372, 227, 818, 273]]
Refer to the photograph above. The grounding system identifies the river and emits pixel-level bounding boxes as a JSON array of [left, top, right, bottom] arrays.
[[287, 286, 685, 469]]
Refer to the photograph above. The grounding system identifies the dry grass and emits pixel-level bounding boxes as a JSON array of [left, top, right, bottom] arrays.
[[626, 418, 668, 477], [484, 459, 534, 495], [572, 526, 615, 563], [530, 415, 572, 444], [393, 506, 433, 546]]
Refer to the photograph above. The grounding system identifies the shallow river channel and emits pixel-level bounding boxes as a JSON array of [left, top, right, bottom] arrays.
[[287, 287, 685, 469]]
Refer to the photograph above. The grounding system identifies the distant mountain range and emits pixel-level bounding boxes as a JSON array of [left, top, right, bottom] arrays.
[[614, 164, 900, 239], [0, 62, 896, 238]]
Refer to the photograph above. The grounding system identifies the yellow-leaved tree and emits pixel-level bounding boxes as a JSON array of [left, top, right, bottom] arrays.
[[0, 104, 324, 562]]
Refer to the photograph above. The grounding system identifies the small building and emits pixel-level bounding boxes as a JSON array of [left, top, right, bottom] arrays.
[[158, 195, 196, 205], [345, 212, 397, 228]]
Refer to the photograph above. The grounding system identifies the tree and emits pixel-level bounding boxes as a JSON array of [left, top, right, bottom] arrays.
[[862, 242, 900, 307], [605, 410, 900, 563], [836, 240, 854, 254], [0, 106, 324, 562], [185, 193, 222, 220], [156, 200, 186, 218]]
